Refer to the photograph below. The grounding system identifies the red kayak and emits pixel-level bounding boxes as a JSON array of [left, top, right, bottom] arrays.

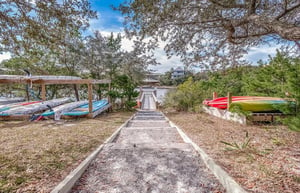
[[0, 101, 41, 112]]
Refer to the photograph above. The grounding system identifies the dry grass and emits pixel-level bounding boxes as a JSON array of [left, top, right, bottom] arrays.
[[166, 111, 300, 193], [0, 111, 133, 193]]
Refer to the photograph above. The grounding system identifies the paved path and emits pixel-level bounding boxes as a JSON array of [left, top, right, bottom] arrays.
[[70, 111, 225, 193], [141, 92, 156, 110]]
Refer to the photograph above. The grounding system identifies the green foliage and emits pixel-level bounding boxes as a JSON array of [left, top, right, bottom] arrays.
[[164, 77, 209, 111], [220, 131, 252, 151], [159, 70, 173, 86], [229, 103, 252, 117], [283, 116, 300, 132], [163, 50, 300, 131], [108, 75, 139, 110]]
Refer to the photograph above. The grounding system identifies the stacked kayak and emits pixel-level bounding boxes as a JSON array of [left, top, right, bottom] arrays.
[[0, 98, 71, 116], [203, 96, 255, 109], [41, 100, 89, 120], [0, 101, 41, 112], [0, 97, 25, 105], [63, 99, 109, 117], [203, 96, 293, 113]]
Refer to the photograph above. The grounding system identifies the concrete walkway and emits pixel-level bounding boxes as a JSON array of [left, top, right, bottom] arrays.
[[70, 111, 225, 193], [141, 92, 156, 110]]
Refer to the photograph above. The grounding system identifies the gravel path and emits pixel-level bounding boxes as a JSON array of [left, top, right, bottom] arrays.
[[70, 111, 225, 193]]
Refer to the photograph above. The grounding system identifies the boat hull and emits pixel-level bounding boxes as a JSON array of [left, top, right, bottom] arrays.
[[0, 98, 71, 116], [63, 100, 109, 116], [41, 100, 89, 120], [0, 101, 41, 112], [229, 100, 290, 112], [203, 96, 292, 112]]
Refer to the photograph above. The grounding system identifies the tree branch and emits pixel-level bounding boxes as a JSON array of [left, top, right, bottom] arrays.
[[248, 0, 257, 15], [209, 0, 246, 9], [276, 2, 300, 20]]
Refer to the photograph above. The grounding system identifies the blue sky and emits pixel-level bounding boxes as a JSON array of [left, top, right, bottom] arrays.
[[0, 0, 281, 73], [88, 0, 125, 33]]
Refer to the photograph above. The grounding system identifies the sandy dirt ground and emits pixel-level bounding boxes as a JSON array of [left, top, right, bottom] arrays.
[[166, 111, 300, 193], [0, 111, 133, 193]]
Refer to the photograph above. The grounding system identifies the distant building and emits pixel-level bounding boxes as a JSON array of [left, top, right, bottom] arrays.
[[142, 72, 162, 86], [171, 67, 185, 79]]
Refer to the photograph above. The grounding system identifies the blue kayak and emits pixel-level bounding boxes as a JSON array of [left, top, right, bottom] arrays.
[[63, 100, 108, 116], [41, 100, 89, 120]]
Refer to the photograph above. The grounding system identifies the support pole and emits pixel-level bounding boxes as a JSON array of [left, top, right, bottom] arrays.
[[74, 84, 79, 101], [108, 83, 111, 104], [108, 82, 112, 112], [26, 85, 30, 101], [213, 92, 218, 100], [88, 83, 93, 114], [41, 83, 46, 101], [227, 92, 232, 110]]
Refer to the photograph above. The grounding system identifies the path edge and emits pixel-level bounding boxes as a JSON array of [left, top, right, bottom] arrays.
[[165, 115, 248, 193], [50, 114, 135, 193]]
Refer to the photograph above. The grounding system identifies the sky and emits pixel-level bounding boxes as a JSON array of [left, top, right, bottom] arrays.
[[0, 0, 281, 73]]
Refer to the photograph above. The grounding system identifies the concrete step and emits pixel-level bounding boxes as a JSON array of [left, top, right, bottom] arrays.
[[122, 127, 176, 130], [104, 142, 192, 150], [114, 128, 183, 144], [133, 116, 166, 120], [136, 111, 162, 114], [127, 120, 170, 127], [135, 112, 163, 116]]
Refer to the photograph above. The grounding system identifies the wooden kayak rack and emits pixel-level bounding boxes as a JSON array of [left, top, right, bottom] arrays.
[[0, 75, 111, 120], [250, 112, 285, 122]]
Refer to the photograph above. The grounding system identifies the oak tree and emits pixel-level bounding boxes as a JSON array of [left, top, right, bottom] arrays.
[[0, 0, 96, 54], [118, 0, 300, 68]]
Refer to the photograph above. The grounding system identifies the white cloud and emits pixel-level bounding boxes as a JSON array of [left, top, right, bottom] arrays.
[[88, 29, 182, 73], [246, 44, 281, 64], [150, 47, 183, 73], [0, 52, 11, 63]]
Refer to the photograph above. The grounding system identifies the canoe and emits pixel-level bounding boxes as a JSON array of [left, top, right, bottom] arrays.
[[0, 97, 25, 105], [63, 100, 109, 116], [41, 100, 89, 120], [203, 96, 256, 109], [203, 96, 290, 112], [229, 99, 292, 112], [0, 98, 71, 116], [0, 101, 41, 112]]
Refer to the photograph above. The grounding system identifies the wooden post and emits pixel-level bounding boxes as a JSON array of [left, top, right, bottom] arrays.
[[41, 83, 46, 101], [108, 83, 111, 104], [74, 84, 79, 101], [26, 85, 30, 101], [88, 83, 93, 114], [227, 92, 232, 110], [213, 92, 218, 99], [108, 82, 112, 112]]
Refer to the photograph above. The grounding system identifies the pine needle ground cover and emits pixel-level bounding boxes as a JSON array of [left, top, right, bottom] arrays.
[[167, 112, 300, 193], [0, 112, 133, 193]]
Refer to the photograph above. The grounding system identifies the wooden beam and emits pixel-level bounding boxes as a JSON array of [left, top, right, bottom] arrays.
[[227, 92, 232, 110], [88, 84, 93, 113], [41, 84, 46, 101], [91, 79, 111, 84], [0, 76, 111, 86], [32, 79, 93, 85]]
